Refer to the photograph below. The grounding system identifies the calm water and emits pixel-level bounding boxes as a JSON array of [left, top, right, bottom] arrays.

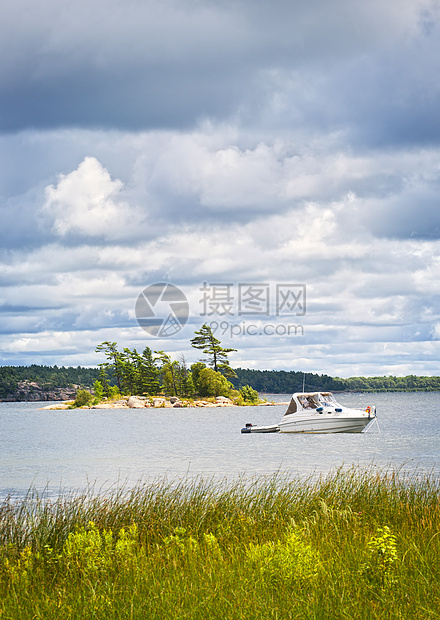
[[0, 392, 439, 497]]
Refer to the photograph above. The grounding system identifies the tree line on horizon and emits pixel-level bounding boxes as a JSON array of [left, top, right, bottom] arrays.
[[1, 326, 440, 399], [2, 364, 440, 399], [0, 365, 100, 400], [230, 369, 440, 393]]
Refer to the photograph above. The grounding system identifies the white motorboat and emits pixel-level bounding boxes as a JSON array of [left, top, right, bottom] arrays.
[[278, 392, 376, 434], [241, 391, 376, 434]]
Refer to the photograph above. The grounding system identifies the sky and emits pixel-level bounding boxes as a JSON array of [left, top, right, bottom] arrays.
[[1, 0, 440, 377]]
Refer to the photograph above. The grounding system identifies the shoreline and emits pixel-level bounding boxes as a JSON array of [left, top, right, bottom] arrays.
[[40, 395, 288, 410]]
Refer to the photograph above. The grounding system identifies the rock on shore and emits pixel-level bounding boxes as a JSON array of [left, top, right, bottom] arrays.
[[40, 395, 282, 410], [2, 380, 79, 402]]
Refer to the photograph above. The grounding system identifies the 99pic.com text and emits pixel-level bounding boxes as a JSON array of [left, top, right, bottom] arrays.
[[208, 320, 304, 339]]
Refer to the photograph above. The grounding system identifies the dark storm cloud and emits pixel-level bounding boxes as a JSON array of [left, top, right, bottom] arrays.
[[0, 192, 52, 250], [0, 65, 247, 133], [0, 0, 256, 131], [0, 0, 436, 140], [364, 188, 440, 240], [322, 22, 440, 148]]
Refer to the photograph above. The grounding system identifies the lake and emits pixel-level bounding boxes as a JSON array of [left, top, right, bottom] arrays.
[[0, 392, 439, 498]]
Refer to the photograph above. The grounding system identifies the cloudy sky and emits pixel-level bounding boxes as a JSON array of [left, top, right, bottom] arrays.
[[1, 0, 440, 377]]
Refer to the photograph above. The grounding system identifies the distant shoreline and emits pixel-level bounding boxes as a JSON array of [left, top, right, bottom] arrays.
[[2, 365, 440, 402]]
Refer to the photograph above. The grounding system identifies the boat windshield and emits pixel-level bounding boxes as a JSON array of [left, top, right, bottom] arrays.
[[316, 392, 338, 406], [297, 393, 339, 410]]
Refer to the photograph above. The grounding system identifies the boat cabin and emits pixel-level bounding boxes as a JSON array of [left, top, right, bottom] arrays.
[[284, 392, 339, 415]]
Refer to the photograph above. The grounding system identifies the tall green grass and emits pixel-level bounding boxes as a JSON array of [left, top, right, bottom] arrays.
[[1, 466, 439, 619]]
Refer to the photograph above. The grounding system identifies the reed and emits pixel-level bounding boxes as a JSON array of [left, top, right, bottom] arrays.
[[1, 465, 438, 619]]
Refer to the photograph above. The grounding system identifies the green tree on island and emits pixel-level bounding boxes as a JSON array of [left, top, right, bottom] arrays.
[[175, 355, 195, 397], [95, 341, 124, 390], [136, 347, 161, 395], [155, 353, 196, 398], [155, 351, 179, 396], [196, 367, 233, 397], [190, 324, 237, 378], [73, 389, 93, 407]]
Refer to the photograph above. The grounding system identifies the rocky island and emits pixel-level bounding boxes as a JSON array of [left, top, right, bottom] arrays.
[[41, 395, 282, 410]]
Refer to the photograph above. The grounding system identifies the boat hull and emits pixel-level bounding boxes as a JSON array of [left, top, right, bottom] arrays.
[[279, 415, 372, 434]]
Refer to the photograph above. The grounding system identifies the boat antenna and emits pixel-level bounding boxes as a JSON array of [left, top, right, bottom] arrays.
[[302, 372, 306, 392]]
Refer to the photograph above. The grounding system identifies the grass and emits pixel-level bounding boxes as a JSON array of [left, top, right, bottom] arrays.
[[0, 466, 439, 619]]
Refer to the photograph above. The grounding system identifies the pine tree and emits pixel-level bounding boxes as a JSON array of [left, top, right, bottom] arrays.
[[138, 347, 161, 395], [190, 324, 237, 378], [98, 366, 110, 396], [155, 351, 179, 395], [95, 341, 124, 390]]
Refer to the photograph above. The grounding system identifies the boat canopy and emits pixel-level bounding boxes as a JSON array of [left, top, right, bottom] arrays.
[[284, 392, 339, 415]]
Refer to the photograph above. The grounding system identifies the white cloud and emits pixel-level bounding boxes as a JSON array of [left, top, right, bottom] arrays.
[[41, 156, 143, 239], [4, 331, 76, 354]]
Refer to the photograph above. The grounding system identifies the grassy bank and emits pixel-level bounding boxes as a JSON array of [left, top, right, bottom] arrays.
[[1, 467, 439, 619]]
